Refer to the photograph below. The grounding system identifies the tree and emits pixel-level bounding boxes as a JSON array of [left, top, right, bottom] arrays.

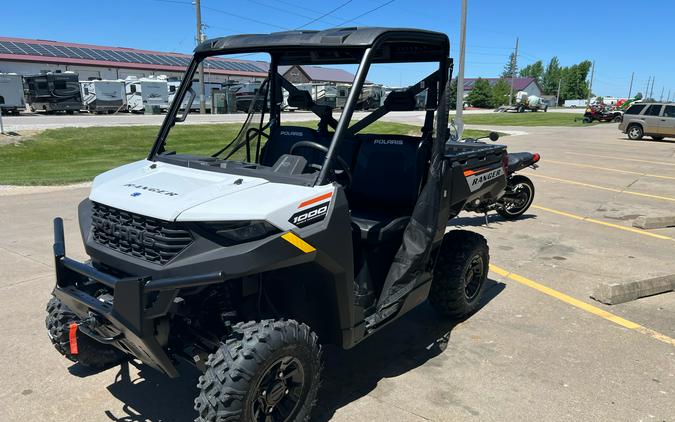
[[519, 60, 544, 82], [501, 52, 518, 79], [541, 57, 561, 96], [491, 79, 511, 107], [559, 60, 592, 101], [447, 79, 458, 110], [466, 78, 492, 108]]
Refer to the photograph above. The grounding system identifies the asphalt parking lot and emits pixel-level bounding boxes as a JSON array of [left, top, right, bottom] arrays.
[[0, 123, 674, 421]]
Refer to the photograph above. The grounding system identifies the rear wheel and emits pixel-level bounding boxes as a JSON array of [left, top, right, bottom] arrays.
[[429, 230, 489, 319], [582, 116, 592, 123], [194, 319, 322, 422], [627, 124, 644, 140], [45, 297, 124, 368], [497, 175, 535, 219]]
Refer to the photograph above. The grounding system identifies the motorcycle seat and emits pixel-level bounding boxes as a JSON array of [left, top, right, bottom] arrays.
[[507, 152, 538, 173]]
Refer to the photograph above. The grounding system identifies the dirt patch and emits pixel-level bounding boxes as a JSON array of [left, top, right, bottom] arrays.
[[0, 130, 41, 146]]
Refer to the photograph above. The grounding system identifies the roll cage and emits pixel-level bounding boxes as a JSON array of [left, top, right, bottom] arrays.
[[148, 27, 452, 186]]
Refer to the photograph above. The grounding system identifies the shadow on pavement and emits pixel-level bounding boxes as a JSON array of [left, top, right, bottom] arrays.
[[313, 278, 505, 421], [67, 279, 504, 422]]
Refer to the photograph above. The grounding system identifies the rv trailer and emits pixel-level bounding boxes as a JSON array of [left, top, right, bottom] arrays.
[[124, 77, 168, 113], [24, 72, 82, 113], [0, 73, 25, 115], [294, 83, 339, 109], [80, 80, 126, 113]]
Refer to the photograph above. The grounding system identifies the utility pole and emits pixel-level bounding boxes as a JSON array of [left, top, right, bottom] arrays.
[[454, 0, 468, 138], [627, 72, 634, 98], [555, 78, 562, 107], [644, 76, 651, 98], [660, 86, 664, 102], [508, 37, 519, 106], [195, 0, 206, 114], [667, 89, 671, 102], [650, 77, 655, 99], [587, 60, 595, 105]]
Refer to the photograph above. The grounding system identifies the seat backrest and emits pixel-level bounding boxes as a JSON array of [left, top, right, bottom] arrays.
[[348, 134, 429, 215], [260, 126, 317, 166]]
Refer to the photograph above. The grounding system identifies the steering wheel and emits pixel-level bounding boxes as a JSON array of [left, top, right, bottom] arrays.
[[290, 141, 353, 187]]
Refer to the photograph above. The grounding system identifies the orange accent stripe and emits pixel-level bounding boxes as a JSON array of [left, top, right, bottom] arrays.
[[464, 167, 490, 177], [298, 192, 333, 208]]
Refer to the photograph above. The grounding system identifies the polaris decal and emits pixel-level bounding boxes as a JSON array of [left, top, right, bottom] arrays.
[[373, 139, 403, 145], [465, 166, 504, 192], [280, 130, 305, 137], [123, 183, 179, 197], [289, 202, 329, 228]]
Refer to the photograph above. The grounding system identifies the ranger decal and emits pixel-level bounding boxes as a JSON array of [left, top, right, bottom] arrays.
[[289, 202, 329, 228], [465, 167, 504, 192]]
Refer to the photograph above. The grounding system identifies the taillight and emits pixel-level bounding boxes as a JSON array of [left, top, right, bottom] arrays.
[[532, 153, 540, 163]]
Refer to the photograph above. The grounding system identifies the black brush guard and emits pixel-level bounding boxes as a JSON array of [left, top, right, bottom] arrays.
[[52, 217, 225, 378]]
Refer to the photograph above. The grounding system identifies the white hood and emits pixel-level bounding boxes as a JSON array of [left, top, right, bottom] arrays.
[[89, 160, 268, 221]]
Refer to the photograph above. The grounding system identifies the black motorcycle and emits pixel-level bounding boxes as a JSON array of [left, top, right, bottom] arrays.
[[449, 128, 540, 220]]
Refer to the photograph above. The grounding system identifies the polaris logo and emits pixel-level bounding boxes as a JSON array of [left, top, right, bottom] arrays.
[[466, 167, 504, 192], [280, 130, 304, 137], [289, 202, 329, 228], [123, 183, 179, 197], [92, 216, 154, 248], [373, 139, 403, 145]]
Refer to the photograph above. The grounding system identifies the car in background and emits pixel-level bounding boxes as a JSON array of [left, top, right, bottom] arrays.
[[619, 102, 675, 141]]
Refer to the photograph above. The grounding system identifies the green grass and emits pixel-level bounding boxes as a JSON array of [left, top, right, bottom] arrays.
[[458, 111, 588, 127], [0, 122, 493, 185]]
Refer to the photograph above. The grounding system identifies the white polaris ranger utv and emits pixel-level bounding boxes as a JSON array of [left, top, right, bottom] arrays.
[[46, 27, 507, 421]]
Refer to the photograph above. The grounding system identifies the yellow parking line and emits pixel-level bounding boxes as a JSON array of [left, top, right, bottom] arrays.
[[530, 174, 675, 203], [545, 159, 675, 181], [531, 205, 675, 241], [489, 264, 675, 347], [565, 151, 675, 167]]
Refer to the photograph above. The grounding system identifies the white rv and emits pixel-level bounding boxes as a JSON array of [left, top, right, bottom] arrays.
[[0, 73, 26, 115], [80, 80, 126, 113], [124, 77, 168, 113]]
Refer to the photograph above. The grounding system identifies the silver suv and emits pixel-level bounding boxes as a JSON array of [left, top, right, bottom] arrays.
[[619, 102, 675, 141]]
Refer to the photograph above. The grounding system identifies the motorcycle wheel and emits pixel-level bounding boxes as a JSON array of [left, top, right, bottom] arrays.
[[497, 175, 535, 220]]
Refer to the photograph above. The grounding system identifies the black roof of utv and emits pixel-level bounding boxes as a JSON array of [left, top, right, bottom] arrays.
[[195, 27, 450, 65]]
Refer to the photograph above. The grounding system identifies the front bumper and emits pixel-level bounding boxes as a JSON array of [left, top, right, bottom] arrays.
[[52, 217, 225, 378]]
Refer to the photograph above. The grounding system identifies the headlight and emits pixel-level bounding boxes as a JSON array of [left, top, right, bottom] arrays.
[[199, 221, 280, 246]]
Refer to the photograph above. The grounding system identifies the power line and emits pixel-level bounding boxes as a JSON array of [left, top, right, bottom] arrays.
[[337, 0, 396, 26], [296, 0, 354, 29], [203, 5, 289, 30]]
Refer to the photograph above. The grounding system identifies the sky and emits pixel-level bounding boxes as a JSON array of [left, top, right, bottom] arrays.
[[3, 0, 674, 98]]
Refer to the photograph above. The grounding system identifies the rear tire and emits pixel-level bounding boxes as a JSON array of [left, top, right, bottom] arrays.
[[429, 230, 489, 319], [194, 319, 322, 422], [45, 297, 124, 368], [627, 124, 643, 140], [497, 175, 535, 220]]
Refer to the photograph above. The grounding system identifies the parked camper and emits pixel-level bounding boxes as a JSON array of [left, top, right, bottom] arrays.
[[24, 72, 82, 114], [357, 83, 385, 110], [80, 80, 125, 114], [295, 83, 339, 109], [124, 77, 168, 113], [0, 73, 25, 115], [233, 82, 264, 112], [564, 99, 588, 108]]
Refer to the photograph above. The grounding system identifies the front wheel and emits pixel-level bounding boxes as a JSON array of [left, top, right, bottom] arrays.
[[45, 297, 125, 368], [194, 319, 322, 422], [429, 230, 489, 319], [497, 175, 535, 219]]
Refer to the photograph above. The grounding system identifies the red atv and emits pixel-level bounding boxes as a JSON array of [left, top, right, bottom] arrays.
[[583, 103, 622, 123]]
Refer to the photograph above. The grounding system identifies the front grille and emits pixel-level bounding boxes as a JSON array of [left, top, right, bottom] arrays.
[[91, 202, 192, 265]]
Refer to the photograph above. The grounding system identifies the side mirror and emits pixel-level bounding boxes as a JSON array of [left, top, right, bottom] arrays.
[[175, 88, 196, 123], [489, 131, 499, 142]]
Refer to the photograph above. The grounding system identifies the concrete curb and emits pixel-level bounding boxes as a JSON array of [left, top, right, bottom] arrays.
[[591, 275, 675, 305], [633, 215, 675, 230]]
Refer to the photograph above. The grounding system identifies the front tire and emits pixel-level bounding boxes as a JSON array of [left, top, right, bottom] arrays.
[[45, 297, 124, 368], [194, 319, 322, 422], [627, 124, 643, 140], [429, 230, 489, 319], [497, 175, 535, 219]]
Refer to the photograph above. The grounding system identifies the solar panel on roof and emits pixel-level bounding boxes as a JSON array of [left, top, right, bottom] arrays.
[[0, 42, 12, 54]]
